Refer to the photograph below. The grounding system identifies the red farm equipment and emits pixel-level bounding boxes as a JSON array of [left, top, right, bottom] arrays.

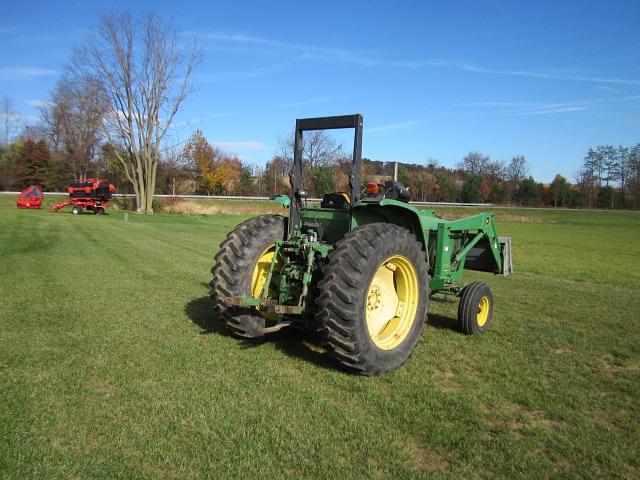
[[51, 179, 116, 215], [17, 185, 44, 209]]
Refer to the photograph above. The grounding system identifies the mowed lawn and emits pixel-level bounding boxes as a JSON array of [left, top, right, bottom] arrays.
[[1, 197, 639, 479]]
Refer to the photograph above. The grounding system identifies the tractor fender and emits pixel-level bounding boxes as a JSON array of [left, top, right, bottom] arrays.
[[351, 199, 434, 251]]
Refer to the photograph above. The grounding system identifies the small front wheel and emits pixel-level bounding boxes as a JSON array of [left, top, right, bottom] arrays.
[[458, 282, 494, 335], [72, 206, 83, 215]]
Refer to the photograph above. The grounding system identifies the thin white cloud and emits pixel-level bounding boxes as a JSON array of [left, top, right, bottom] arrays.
[[214, 141, 267, 151], [367, 121, 416, 133], [458, 100, 590, 116], [198, 32, 377, 66], [457, 101, 539, 108], [598, 85, 624, 94], [0, 67, 58, 80], [452, 63, 640, 86], [198, 31, 640, 86], [198, 64, 286, 83], [458, 94, 640, 116], [519, 106, 587, 116]]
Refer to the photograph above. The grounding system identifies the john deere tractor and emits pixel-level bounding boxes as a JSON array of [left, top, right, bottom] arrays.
[[211, 114, 512, 375]]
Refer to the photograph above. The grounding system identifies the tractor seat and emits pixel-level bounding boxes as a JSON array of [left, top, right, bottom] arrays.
[[320, 192, 351, 209]]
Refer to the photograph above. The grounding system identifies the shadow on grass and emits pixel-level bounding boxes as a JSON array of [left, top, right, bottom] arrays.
[[184, 296, 336, 370], [184, 296, 227, 336], [427, 313, 461, 332]]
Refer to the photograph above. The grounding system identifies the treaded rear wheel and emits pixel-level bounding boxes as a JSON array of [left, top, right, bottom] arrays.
[[210, 214, 287, 338], [316, 223, 429, 375]]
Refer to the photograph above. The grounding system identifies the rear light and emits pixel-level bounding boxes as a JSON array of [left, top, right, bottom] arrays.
[[367, 182, 379, 194]]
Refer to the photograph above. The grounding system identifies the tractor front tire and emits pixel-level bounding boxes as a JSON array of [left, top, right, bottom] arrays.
[[72, 206, 82, 215], [457, 282, 494, 335], [210, 215, 287, 338], [316, 223, 430, 375]]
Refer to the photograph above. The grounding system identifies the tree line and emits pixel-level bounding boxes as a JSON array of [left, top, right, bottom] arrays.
[[5, 119, 639, 209]]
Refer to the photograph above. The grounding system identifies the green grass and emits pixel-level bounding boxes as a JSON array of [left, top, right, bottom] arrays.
[[1, 196, 639, 479]]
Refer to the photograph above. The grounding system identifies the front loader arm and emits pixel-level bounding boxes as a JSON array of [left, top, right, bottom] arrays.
[[429, 213, 512, 292]]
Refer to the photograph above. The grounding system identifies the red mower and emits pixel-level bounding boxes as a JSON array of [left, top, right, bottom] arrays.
[[17, 185, 44, 209], [51, 179, 116, 215]]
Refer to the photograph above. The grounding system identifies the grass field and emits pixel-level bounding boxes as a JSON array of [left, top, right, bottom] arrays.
[[1, 196, 639, 479]]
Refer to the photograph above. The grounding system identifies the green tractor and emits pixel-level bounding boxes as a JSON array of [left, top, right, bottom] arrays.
[[211, 114, 512, 375]]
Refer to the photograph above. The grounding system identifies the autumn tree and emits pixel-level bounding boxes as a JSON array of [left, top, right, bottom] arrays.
[[14, 139, 53, 188], [182, 129, 242, 194], [75, 12, 201, 213]]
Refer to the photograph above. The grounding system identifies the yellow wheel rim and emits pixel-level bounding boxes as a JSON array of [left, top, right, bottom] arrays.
[[365, 255, 419, 350], [251, 245, 281, 320], [476, 296, 490, 327]]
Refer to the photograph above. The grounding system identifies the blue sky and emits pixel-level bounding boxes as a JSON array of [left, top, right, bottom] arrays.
[[1, 0, 639, 181]]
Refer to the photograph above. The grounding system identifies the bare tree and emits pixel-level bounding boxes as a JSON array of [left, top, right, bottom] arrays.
[[506, 155, 528, 204], [75, 12, 201, 213], [457, 151, 490, 176], [279, 130, 343, 169], [41, 75, 106, 180], [1, 96, 20, 146]]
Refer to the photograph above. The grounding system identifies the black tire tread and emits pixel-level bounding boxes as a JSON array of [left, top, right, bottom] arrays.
[[458, 281, 493, 335], [316, 223, 430, 375], [210, 214, 286, 338]]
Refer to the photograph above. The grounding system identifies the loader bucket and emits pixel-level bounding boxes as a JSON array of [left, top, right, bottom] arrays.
[[499, 236, 513, 276], [462, 235, 513, 276]]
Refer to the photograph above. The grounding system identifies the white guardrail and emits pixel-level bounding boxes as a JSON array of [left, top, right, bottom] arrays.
[[0, 191, 492, 208]]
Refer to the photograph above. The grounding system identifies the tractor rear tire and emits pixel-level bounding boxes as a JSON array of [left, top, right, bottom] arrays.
[[316, 223, 430, 375], [457, 282, 494, 335], [210, 214, 287, 338]]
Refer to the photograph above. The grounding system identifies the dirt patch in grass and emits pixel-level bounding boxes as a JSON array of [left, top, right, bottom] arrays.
[[482, 402, 565, 432], [434, 366, 465, 391], [553, 347, 574, 355], [591, 356, 640, 377], [401, 437, 451, 472], [496, 214, 545, 224], [589, 408, 633, 430], [162, 199, 281, 216], [506, 403, 566, 430], [427, 210, 545, 223]]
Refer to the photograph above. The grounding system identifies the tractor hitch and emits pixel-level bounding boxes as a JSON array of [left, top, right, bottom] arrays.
[[223, 295, 306, 315]]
